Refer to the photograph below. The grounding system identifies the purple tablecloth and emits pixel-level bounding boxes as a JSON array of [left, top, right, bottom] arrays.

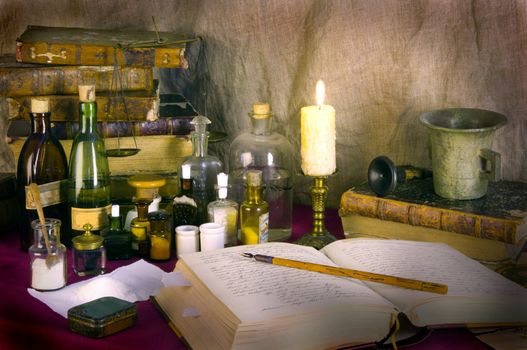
[[0, 205, 491, 350]]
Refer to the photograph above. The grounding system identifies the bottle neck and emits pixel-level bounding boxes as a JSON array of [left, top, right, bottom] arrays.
[[30, 112, 51, 134], [251, 116, 272, 136], [181, 178, 193, 195], [191, 131, 209, 157], [245, 185, 263, 204], [33, 224, 60, 249], [136, 204, 149, 219], [79, 101, 98, 133], [110, 215, 122, 231]]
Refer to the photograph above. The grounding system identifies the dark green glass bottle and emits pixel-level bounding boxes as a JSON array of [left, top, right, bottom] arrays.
[[68, 85, 111, 244], [103, 204, 132, 260]]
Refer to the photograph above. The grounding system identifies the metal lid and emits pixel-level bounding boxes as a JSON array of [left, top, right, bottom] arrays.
[[73, 223, 103, 250]]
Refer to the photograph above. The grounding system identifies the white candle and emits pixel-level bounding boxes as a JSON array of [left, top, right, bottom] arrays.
[[300, 80, 336, 176]]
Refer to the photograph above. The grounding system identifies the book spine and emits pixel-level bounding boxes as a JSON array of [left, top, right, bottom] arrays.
[[50, 118, 193, 139], [0, 66, 153, 96], [16, 41, 188, 68], [339, 191, 521, 244], [9, 94, 158, 122]]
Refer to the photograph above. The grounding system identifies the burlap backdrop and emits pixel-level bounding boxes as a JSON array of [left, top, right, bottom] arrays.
[[1, 0, 526, 207]]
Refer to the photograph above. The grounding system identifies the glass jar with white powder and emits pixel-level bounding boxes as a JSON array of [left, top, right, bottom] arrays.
[[29, 218, 67, 291]]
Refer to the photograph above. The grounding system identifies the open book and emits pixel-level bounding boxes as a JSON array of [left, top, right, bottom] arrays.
[[154, 239, 527, 349]]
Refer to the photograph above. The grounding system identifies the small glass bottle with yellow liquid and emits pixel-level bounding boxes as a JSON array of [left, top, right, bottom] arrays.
[[207, 173, 238, 246], [130, 199, 151, 257], [148, 211, 171, 261], [240, 170, 269, 245]]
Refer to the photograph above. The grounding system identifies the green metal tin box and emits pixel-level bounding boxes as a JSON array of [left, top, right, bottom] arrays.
[[67, 296, 137, 338]]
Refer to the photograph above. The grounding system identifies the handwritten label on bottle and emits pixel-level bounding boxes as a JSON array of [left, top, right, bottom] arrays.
[[258, 212, 269, 243], [25, 180, 67, 209], [71, 205, 111, 230]]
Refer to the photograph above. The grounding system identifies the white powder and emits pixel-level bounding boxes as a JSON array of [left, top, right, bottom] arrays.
[[31, 258, 66, 291]]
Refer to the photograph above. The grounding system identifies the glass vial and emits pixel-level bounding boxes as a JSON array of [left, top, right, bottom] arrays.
[[72, 223, 106, 276], [130, 199, 151, 257], [29, 218, 67, 291], [68, 85, 111, 243], [103, 204, 132, 260], [148, 211, 171, 261], [228, 102, 293, 242], [207, 173, 238, 246], [181, 116, 223, 225], [18, 97, 68, 251], [240, 170, 269, 245]]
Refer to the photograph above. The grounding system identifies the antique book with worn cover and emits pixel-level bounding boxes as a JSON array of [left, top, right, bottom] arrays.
[[16, 25, 197, 68], [8, 94, 199, 139], [339, 178, 527, 245], [0, 54, 153, 96], [154, 239, 527, 350]]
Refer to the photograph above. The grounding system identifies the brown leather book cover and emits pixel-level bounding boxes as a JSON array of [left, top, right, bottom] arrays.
[[340, 178, 527, 244], [0, 54, 153, 96], [16, 25, 197, 68]]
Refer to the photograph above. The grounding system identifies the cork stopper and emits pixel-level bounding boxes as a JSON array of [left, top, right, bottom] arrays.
[[246, 169, 262, 187], [31, 98, 49, 113], [253, 102, 270, 115], [78, 85, 96, 102]]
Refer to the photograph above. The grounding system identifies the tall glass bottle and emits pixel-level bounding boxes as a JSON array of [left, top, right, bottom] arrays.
[[207, 172, 238, 247], [68, 85, 111, 244], [240, 170, 269, 245], [181, 116, 223, 224], [17, 97, 68, 251], [173, 164, 198, 227], [229, 102, 293, 242]]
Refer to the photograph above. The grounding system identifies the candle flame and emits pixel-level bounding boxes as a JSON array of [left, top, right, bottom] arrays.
[[316, 80, 325, 108]]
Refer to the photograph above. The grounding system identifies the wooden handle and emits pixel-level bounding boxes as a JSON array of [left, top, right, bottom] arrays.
[[28, 183, 51, 253]]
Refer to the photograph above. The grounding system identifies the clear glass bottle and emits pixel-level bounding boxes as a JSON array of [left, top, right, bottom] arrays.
[[103, 204, 132, 260], [130, 199, 151, 257], [181, 116, 223, 225], [72, 223, 106, 276], [240, 170, 269, 245], [29, 218, 67, 291], [17, 97, 68, 251], [68, 85, 111, 243], [207, 173, 238, 247], [229, 102, 293, 242], [148, 211, 171, 261]]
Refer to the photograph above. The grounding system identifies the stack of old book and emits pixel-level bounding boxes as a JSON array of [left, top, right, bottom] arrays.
[[339, 178, 527, 275], [4, 25, 200, 177]]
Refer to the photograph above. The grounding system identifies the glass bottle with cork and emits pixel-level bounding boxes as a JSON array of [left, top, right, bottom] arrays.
[[130, 198, 151, 257], [148, 210, 171, 261], [17, 97, 68, 251], [228, 102, 293, 242], [207, 172, 238, 247], [181, 116, 223, 225], [173, 164, 198, 229], [103, 204, 132, 260], [68, 85, 111, 244], [72, 223, 106, 276], [240, 169, 269, 245]]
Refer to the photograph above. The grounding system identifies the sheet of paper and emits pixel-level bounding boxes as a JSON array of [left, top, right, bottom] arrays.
[[28, 259, 189, 318]]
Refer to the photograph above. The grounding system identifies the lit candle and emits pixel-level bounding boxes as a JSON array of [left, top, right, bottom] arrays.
[[300, 80, 336, 176]]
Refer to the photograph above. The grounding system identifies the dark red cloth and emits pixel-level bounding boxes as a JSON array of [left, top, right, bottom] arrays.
[[0, 205, 491, 349]]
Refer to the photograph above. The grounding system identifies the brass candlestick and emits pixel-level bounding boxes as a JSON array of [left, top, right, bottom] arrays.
[[294, 174, 337, 249]]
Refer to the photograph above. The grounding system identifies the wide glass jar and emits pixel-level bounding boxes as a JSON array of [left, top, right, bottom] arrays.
[[228, 102, 293, 242]]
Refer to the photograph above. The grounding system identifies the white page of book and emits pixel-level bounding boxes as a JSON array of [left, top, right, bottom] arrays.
[[322, 239, 527, 324], [179, 242, 395, 322]]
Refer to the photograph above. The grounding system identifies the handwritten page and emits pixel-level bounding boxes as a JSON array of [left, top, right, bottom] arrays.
[[179, 243, 395, 322], [322, 239, 527, 317]]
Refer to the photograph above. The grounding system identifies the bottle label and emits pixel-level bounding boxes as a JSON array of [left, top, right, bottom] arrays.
[[25, 180, 67, 209], [71, 205, 112, 231], [258, 212, 269, 243]]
